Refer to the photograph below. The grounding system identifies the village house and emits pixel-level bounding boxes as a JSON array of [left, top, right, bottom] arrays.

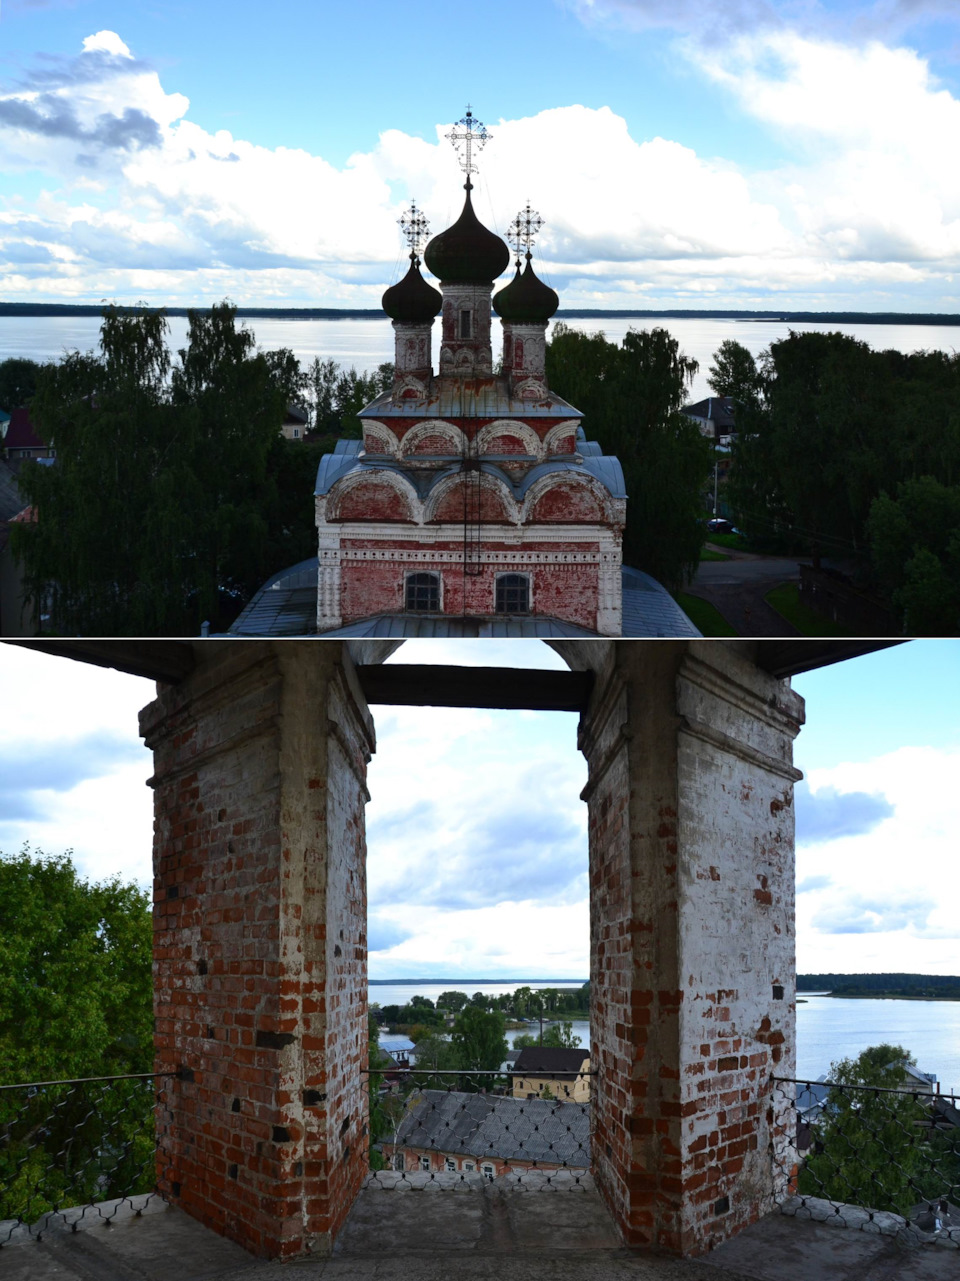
[[511, 1046, 592, 1103], [382, 1089, 590, 1177]]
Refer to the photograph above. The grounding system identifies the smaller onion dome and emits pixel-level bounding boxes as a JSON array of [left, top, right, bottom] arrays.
[[382, 255, 443, 323], [423, 183, 511, 284], [493, 255, 559, 323]]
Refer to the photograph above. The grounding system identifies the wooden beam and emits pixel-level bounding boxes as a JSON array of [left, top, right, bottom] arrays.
[[355, 664, 593, 712], [754, 639, 906, 680], [5, 640, 196, 684]]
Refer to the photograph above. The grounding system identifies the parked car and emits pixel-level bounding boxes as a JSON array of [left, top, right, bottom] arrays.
[[706, 518, 739, 535]]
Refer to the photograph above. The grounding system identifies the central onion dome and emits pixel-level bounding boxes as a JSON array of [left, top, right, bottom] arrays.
[[382, 255, 443, 323], [493, 255, 559, 322], [423, 182, 511, 284]]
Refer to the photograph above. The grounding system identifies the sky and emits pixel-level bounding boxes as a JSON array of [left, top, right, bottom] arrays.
[[1, 637, 958, 980], [3, 3, 960, 310]]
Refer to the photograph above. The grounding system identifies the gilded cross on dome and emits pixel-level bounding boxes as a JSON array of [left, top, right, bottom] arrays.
[[445, 106, 491, 187], [398, 201, 430, 260], [507, 203, 544, 268]]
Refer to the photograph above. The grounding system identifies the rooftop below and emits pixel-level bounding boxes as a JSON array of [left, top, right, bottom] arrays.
[[3, 1185, 955, 1281]]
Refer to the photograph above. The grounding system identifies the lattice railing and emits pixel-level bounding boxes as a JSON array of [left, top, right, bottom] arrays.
[[0, 1072, 174, 1246], [770, 1075, 960, 1248]]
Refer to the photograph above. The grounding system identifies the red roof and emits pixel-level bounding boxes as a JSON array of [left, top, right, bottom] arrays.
[[5, 408, 45, 451]]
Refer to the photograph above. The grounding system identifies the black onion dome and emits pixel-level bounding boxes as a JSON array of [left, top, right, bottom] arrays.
[[493, 257, 559, 322], [382, 256, 443, 323], [423, 185, 511, 284]]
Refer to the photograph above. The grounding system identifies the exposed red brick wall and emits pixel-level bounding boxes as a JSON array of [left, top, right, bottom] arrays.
[[529, 482, 603, 523], [333, 482, 414, 523], [581, 644, 802, 1256], [337, 555, 600, 629], [142, 643, 373, 1259], [430, 482, 512, 524]]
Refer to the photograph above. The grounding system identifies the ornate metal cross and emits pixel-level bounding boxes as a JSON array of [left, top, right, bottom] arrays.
[[399, 201, 430, 260], [507, 203, 544, 265], [445, 106, 491, 181]]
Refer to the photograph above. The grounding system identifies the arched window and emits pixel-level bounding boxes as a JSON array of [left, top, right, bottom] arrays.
[[495, 573, 530, 615], [405, 571, 441, 613]]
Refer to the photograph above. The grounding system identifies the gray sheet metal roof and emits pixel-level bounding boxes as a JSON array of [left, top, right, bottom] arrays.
[[360, 377, 583, 421], [227, 558, 318, 636], [315, 447, 625, 502], [393, 1090, 590, 1167], [621, 566, 701, 638]]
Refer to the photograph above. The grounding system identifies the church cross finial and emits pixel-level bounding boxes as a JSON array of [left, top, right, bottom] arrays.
[[399, 200, 430, 261], [445, 106, 491, 188], [507, 202, 544, 267]]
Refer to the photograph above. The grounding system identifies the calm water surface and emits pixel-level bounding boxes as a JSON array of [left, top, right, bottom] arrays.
[[5, 315, 960, 403], [369, 984, 960, 1093]]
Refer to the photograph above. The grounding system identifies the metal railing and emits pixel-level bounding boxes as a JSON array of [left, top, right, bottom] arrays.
[[0, 1072, 175, 1246], [770, 1075, 960, 1248], [363, 1067, 595, 1190]]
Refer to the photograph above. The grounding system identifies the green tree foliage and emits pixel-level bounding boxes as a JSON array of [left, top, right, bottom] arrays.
[[867, 477, 960, 634], [0, 848, 154, 1222], [451, 1006, 508, 1073], [724, 332, 960, 629], [306, 357, 393, 437], [542, 1021, 582, 1050], [799, 1044, 944, 1216], [13, 303, 294, 634], [0, 358, 44, 411], [545, 324, 711, 591], [436, 990, 469, 1013], [0, 847, 152, 1083], [707, 339, 762, 405]]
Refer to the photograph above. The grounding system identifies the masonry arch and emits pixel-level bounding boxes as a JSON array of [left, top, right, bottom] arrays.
[[21, 637, 896, 1263]]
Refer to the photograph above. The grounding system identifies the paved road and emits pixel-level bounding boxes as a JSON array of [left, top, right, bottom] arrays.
[[689, 548, 806, 637]]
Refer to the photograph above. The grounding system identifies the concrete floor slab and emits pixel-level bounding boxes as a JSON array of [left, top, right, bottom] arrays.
[[2, 1188, 956, 1281]]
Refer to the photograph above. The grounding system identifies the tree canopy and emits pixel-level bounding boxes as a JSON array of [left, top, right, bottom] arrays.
[[451, 1005, 508, 1073], [10, 303, 390, 635], [722, 331, 960, 630], [545, 324, 712, 592], [0, 358, 44, 411], [0, 846, 152, 1086]]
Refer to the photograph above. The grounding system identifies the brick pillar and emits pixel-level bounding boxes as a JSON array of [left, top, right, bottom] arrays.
[[140, 641, 374, 1259], [581, 641, 803, 1255]]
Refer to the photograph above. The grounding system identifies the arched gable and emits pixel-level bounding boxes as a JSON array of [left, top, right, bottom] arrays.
[[542, 420, 581, 457], [362, 420, 399, 456], [522, 472, 607, 525], [475, 419, 541, 459], [425, 472, 518, 525], [327, 470, 420, 524], [399, 420, 466, 460]]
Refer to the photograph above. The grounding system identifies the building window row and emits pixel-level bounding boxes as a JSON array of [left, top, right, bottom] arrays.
[[404, 571, 530, 615]]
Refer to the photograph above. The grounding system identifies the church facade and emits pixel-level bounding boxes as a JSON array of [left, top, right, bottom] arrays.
[[314, 179, 626, 636]]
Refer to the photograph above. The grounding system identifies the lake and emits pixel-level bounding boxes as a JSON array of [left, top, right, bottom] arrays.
[[369, 984, 960, 1094], [4, 314, 960, 404]]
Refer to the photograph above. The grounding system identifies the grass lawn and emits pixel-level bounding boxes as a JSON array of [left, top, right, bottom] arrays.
[[706, 530, 750, 551], [764, 583, 855, 637], [676, 593, 738, 636], [699, 547, 730, 561]]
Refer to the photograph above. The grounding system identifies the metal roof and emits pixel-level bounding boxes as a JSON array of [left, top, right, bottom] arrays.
[[359, 376, 583, 421], [314, 448, 625, 502], [621, 566, 701, 638], [393, 1090, 590, 1167]]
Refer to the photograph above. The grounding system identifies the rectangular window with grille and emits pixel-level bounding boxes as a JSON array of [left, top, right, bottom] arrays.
[[405, 571, 441, 613], [495, 573, 530, 615], [459, 310, 471, 339]]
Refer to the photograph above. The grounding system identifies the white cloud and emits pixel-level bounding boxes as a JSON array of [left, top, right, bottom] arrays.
[[796, 745, 960, 971], [7, 28, 960, 307]]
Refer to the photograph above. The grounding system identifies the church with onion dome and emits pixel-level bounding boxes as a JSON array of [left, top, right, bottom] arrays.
[[312, 110, 628, 637]]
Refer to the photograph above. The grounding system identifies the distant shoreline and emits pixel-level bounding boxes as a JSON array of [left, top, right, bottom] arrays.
[[3, 303, 960, 326], [369, 979, 588, 986]]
